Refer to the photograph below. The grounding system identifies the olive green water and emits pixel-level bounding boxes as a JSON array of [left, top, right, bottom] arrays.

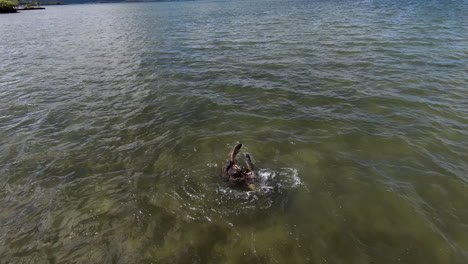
[[0, 0, 467, 263]]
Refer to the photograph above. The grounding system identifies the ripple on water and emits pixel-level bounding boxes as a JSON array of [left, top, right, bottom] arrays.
[[163, 165, 307, 225]]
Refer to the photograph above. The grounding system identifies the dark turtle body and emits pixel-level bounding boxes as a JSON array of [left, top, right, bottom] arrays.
[[222, 144, 258, 190]]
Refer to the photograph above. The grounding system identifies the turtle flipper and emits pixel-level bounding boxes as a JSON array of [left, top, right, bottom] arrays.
[[244, 153, 254, 171], [230, 144, 242, 162], [222, 160, 232, 178]]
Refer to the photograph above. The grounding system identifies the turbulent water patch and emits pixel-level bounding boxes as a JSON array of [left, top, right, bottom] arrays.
[[217, 167, 306, 199]]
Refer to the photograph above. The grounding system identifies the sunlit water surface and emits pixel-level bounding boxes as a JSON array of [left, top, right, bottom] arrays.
[[0, 0, 467, 263]]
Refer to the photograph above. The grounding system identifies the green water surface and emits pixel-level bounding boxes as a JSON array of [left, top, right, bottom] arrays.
[[0, 0, 467, 263]]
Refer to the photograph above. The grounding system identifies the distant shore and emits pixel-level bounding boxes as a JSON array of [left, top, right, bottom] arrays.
[[16, 6, 45, 9], [0, 0, 17, 12], [34, 2, 67, 5]]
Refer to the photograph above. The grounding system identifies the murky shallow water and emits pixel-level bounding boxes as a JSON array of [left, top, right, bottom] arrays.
[[0, 0, 467, 263]]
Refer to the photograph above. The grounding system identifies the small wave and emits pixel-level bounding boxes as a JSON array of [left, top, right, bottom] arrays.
[[206, 162, 218, 168]]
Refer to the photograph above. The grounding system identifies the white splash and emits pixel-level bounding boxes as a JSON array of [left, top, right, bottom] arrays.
[[279, 168, 302, 187]]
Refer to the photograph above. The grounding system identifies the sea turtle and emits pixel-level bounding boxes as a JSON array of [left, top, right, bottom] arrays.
[[222, 144, 258, 191]]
